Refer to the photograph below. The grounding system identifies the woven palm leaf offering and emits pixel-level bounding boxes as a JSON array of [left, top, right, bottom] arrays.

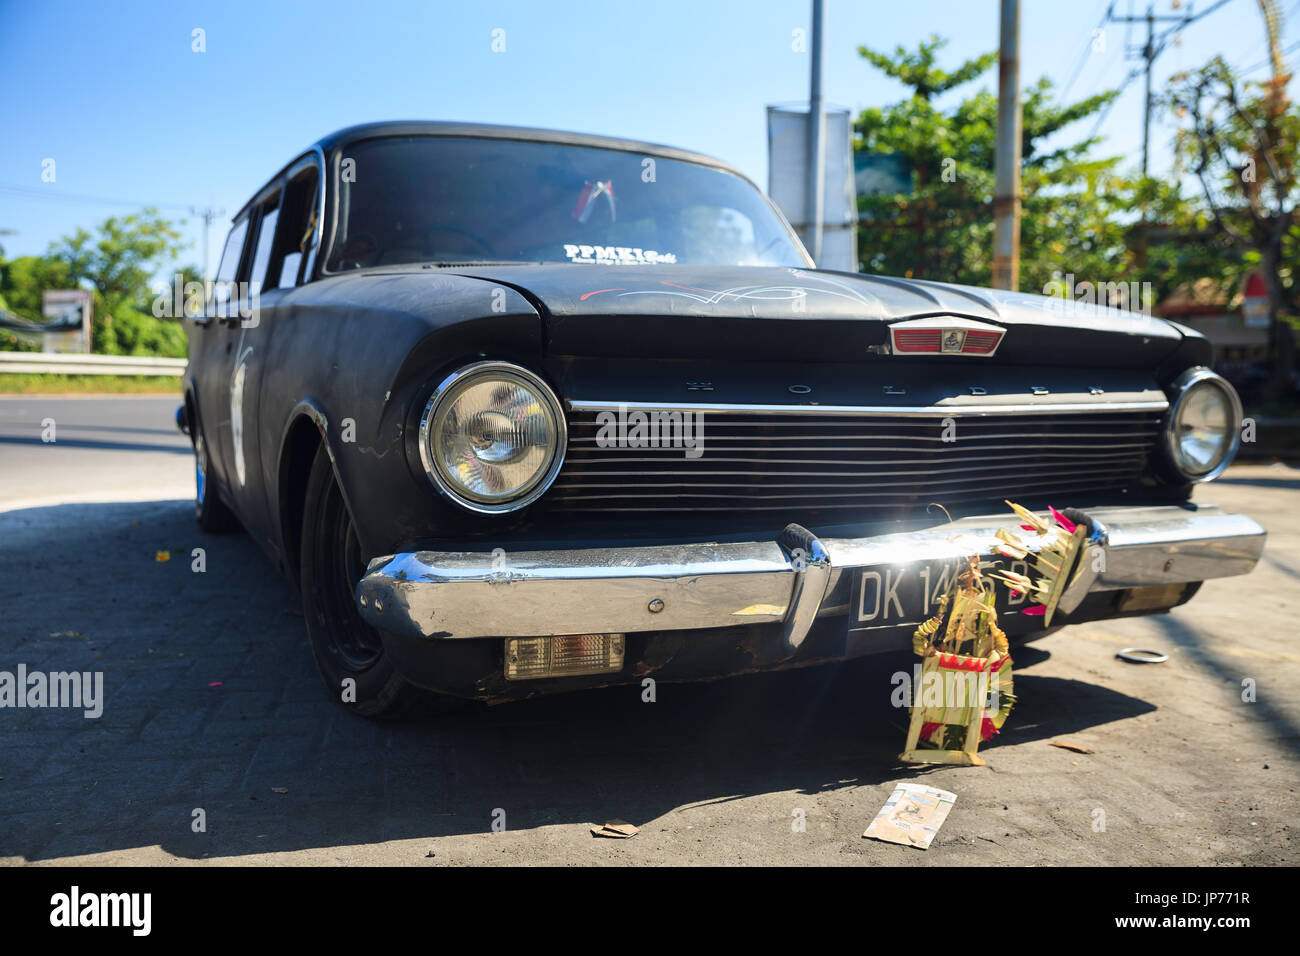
[[988, 500, 1091, 629], [899, 552, 1014, 767], [899, 500, 1088, 767]]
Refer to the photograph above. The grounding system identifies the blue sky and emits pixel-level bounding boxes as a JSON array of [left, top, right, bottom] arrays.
[[0, 0, 1293, 267]]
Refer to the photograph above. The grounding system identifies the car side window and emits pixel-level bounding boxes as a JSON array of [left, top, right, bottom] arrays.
[[249, 203, 280, 290], [210, 218, 249, 314], [269, 162, 321, 289]]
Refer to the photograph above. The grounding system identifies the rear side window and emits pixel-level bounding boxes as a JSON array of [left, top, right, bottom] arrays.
[[249, 205, 280, 289], [210, 218, 249, 312], [215, 220, 248, 282], [269, 162, 321, 288]]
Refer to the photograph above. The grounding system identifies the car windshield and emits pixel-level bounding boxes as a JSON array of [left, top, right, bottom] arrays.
[[325, 136, 807, 271]]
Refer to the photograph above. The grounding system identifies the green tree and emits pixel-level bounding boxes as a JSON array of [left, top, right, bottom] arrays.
[[0, 329, 41, 352], [49, 209, 186, 305], [1167, 52, 1298, 400], [0, 255, 73, 320], [1127, 177, 1247, 316], [854, 37, 1128, 294], [857, 35, 998, 102], [44, 209, 190, 355]]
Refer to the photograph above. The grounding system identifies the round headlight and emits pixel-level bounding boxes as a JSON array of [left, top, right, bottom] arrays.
[[1164, 368, 1241, 482], [419, 362, 566, 513]]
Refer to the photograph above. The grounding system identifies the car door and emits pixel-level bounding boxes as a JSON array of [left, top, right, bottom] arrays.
[[218, 184, 282, 545], [221, 154, 324, 550], [193, 215, 251, 502]]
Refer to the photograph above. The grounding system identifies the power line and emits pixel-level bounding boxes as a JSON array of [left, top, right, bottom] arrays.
[[1237, 37, 1300, 75], [1063, 1, 1117, 100], [1077, 33, 1129, 104], [1087, 65, 1146, 141], [0, 183, 193, 212], [1106, 0, 1236, 175]]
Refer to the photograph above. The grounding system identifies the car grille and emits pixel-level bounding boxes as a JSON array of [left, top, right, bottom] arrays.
[[546, 405, 1165, 516]]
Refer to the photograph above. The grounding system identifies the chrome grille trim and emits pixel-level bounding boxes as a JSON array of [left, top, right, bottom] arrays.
[[549, 404, 1164, 515], [565, 443, 1157, 456], [566, 399, 1170, 417]]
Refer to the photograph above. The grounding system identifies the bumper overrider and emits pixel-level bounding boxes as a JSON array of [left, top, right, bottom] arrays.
[[355, 504, 1265, 656]]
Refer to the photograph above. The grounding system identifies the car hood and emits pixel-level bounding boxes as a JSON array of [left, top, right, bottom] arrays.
[[447, 263, 1191, 368]]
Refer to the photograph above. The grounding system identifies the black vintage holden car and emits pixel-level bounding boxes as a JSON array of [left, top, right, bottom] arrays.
[[181, 120, 1265, 717]]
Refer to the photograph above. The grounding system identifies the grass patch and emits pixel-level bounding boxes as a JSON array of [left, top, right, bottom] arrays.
[[0, 374, 182, 395]]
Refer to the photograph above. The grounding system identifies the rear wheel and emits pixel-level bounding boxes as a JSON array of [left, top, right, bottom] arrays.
[[299, 445, 463, 719], [192, 408, 239, 532]]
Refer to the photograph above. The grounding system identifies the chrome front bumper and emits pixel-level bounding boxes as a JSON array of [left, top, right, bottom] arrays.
[[355, 504, 1265, 646]]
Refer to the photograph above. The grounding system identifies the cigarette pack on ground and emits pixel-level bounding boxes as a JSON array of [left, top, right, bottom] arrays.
[[863, 783, 957, 850]]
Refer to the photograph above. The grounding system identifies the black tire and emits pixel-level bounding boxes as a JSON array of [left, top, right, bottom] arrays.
[[192, 408, 239, 533], [299, 445, 463, 719]]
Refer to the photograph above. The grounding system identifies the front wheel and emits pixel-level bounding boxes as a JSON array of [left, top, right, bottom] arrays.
[[298, 445, 463, 719]]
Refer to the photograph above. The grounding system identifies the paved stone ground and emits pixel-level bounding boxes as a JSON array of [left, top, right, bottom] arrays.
[[0, 395, 1295, 865]]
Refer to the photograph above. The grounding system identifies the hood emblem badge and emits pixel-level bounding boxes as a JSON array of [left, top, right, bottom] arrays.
[[888, 316, 1005, 357]]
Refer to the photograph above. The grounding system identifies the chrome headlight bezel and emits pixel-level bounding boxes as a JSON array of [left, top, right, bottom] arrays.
[[418, 361, 567, 514], [1162, 367, 1242, 483]]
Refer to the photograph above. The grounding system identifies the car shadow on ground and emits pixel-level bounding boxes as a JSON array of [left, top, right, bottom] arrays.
[[0, 499, 1155, 862], [1147, 614, 1300, 759], [1213, 474, 1300, 490], [0, 435, 192, 455]]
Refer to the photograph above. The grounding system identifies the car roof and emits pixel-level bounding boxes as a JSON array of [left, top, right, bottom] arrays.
[[232, 120, 750, 222]]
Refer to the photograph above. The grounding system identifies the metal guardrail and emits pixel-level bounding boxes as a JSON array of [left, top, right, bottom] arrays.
[[0, 352, 187, 377]]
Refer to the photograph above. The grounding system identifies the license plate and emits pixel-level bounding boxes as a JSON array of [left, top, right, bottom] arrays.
[[847, 555, 1034, 633]]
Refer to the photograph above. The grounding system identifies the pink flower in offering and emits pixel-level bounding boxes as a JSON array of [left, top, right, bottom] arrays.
[[1049, 506, 1077, 533]]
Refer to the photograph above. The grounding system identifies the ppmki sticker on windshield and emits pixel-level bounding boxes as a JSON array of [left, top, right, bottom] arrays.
[[562, 244, 678, 265]]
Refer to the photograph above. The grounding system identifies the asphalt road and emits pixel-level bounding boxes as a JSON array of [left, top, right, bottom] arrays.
[[0, 395, 1296, 865], [0, 395, 194, 507]]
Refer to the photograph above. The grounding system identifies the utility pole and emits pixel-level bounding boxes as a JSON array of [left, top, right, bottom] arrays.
[[993, 0, 1022, 291], [1106, 0, 1232, 177], [1142, 5, 1154, 176], [191, 206, 224, 295], [807, 0, 826, 265]]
